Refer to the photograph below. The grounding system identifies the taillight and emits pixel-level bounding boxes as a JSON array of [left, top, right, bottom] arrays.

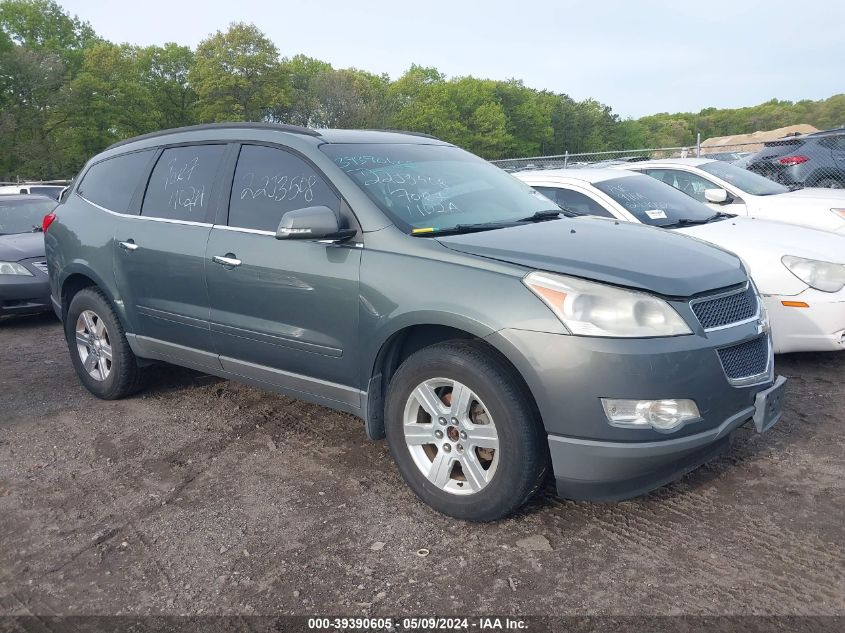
[[778, 155, 808, 166], [42, 212, 57, 232]]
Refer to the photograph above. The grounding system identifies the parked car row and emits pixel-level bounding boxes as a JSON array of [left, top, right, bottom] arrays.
[[8, 122, 841, 522]]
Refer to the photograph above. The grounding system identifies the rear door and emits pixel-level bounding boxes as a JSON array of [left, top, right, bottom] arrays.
[[204, 143, 362, 408], [112, 143, 229, 368]]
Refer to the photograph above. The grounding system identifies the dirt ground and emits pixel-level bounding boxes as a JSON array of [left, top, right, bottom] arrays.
[[1, 313, 843, 618]]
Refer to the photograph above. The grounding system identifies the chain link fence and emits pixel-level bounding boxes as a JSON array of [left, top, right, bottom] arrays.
[[492, 129, 845, 189]]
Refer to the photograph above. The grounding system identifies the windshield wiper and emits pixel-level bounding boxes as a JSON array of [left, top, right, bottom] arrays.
[[411, 221, 518, 237], [662, 212, 732, 229], [518, 208, 582, 221], [411, 208, 581, 237]]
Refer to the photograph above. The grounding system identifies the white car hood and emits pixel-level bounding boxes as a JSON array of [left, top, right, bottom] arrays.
[[676, 216, 845, 295], [775, 187, 845, 203]]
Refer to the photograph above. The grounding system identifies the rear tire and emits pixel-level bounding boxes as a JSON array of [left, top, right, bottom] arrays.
[[385, 340, 547, 521], [65, 287, 147, 399]]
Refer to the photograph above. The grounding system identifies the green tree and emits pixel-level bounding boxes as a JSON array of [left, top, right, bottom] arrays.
[[272, 54, 332, 126], [189, 22, 286, 122], [0, 0, 95, 71], [54, 42, 159, 171], [138, 43, 197, 129]]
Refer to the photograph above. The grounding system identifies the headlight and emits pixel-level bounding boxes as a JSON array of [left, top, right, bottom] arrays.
[[782, 255, 845, 293], [0, 262, 33, 276], [601, 398, 701, 432], [523, 271, 692, 337]]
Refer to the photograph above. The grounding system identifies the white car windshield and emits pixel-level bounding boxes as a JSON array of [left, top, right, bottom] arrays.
[[699, 161, 789, 196], [593, 176, 724, 227]]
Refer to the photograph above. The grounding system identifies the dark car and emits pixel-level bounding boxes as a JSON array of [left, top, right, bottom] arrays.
[[0, 194, 57, 317], [45, 123, 785, 521], [745, 128, 845, 189]]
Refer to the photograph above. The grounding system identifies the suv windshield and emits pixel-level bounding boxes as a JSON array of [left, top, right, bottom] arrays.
[[699, 161, 788, 196], [320, 144, 555, 233], [0, 198, 56, 235], [593, 176, 723, 227]]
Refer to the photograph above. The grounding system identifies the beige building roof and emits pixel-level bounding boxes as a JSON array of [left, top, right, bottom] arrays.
[[700, 124, 819, 154]]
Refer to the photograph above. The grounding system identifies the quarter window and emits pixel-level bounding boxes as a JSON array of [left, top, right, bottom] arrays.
[[228, 145, 339, 232], [141, 145, 226, 222], [77, 150, 155, 212], [533, 186, 615, 218]]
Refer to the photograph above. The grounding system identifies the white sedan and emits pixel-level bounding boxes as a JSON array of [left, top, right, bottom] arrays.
[[614, 158, 845, 234], [515, 168, 845, 354]]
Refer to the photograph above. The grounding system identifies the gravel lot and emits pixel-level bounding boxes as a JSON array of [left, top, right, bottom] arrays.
[[1, 313, 843, 618]]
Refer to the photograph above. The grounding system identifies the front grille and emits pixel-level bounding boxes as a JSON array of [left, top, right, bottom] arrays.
[[718, 336, 769, 381], [31, 260, 49, 275], [692, 284, 757, 330]]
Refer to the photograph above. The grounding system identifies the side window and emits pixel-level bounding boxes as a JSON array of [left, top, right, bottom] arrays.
[[141, 145, 226, 222], [533, 186, 615, 218], [228, 145, 339, 232], [643, 169, 716, 203], [77, 150, 155, 213]]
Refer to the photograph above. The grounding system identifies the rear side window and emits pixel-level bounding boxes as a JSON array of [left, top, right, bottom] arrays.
[[228, 145, 339, 232], [77, 150, 155, 212], [533, 186, 615, 218], [141, 145, 226, 222]]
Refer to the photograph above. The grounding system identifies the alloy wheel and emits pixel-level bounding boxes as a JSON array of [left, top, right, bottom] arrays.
[[75, 309, 112, 381], [403, 378, 499, 495]]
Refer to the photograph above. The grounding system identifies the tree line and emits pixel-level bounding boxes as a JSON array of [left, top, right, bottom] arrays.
[[2, 0, 844, 181]]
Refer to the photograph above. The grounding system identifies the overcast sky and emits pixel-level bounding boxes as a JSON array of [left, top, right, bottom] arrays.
[[58, 0, 843, 119]]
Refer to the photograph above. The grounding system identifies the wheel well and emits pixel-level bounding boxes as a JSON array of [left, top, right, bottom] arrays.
[[364, 325, 541, 441], [60, 274, 97, 324]]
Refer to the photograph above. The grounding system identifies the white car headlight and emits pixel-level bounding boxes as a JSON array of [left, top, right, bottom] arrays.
[[782, 255, 845, 293], [0, 262, 33, 276], [523, 271, 692, 337]]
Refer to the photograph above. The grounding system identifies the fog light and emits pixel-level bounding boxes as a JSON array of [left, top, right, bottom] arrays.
[[601, 398, 701, 432]]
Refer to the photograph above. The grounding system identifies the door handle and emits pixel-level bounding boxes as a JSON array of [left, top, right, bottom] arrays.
[[119, 240, 138, 251], [212, 254, 242, 267]]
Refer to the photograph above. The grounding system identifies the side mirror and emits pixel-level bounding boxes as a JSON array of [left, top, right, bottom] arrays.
[[704, 188, 730, 204], [275, 205, 356, 241]]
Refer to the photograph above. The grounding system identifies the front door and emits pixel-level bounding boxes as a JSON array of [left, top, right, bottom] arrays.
[[112, 144, 229, 367], [205, 144, 362, 408]]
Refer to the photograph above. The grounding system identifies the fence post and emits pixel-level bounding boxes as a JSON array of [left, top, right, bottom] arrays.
[[564, 151, 569, 169], [696, 132, 701, 158]]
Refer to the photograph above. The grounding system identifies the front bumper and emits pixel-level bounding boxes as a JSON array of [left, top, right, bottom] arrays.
[[486, 320, 781, 501], [0, 274, 51, 316], [764, 290, 845, 353]]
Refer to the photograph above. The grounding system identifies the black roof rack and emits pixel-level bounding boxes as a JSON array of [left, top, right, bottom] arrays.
[[105, 122, 321, 151]]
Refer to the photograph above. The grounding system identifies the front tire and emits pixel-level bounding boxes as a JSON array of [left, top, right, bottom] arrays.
[[385, 340, 547, 521], [65, 287, 146, 399]]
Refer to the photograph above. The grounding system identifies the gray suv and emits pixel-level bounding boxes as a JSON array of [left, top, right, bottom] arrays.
[[45, 123, 786, 521]]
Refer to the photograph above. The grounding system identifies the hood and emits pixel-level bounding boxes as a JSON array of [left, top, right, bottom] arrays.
[[0, 232, 46, 261], [776, 187, 845, 202], [678, 216, 845, 264], [436, 217, 746, 297]]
